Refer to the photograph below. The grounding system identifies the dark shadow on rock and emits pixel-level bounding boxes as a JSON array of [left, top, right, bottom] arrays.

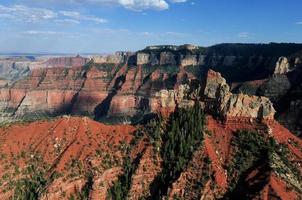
[[220, 153, 272, 200], [94, 75, 126, 120]]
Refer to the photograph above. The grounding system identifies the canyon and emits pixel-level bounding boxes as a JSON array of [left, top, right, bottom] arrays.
[[0, 43, 301, 136], [0, 43, 301, 199]]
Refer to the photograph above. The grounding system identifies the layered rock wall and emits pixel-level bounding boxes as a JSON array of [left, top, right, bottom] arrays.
[[92, 52, 131, 64]]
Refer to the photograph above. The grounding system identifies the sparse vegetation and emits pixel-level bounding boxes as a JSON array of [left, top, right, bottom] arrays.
[[9, 152, 59, 200], [226, 130, 301, 194], [227, 130, 268, 191], [68, 170, 94, 200], [107, 155, 139, 200], [150, 103, 206, 199]]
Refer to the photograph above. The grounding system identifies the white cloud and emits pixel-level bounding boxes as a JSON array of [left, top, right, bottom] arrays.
[[59, 11, 107, 23], [169, 0, 187, 3], [23, 30, 63, 35], [51, 0, 187, 11], [0, 0, 189, 12], [296, 22, 302, 25], [165, 31, 188, 37], [0, 4, 57, 22], [237, 32, 249, 38], [96, 0, 189, 10], [112, 0, 169, 11], [54, 19, 81, 24], [0, 4, 107, 24]]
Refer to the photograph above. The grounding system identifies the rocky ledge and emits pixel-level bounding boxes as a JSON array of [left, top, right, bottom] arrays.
[[155, 69, 276, 120], [203, 70, 275, 120]]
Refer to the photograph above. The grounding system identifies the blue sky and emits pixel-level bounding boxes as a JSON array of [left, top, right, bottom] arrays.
[[0, 0, 301, 53]]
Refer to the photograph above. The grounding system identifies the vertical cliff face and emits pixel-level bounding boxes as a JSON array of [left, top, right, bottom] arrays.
[[0, 60, 186, 122], [0, 56, 89, 86], [92, 52, 132, 64], [0, 65, 276, 124], [136, 53, 151, 65]]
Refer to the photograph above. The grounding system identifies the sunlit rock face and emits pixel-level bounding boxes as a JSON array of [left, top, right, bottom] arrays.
[[203, 70, 275, 120], [274, 57, 290, 74]]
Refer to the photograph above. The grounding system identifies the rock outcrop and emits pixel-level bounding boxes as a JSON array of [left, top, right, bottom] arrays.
[[92, 52, 131, 64], [136, 53, 150, 65], [135, 44, 202, 67], [179, 54, 199, 66], [203, 70, 276, 120], [274, 57, 290, 74], [150, 84, 194, 116]]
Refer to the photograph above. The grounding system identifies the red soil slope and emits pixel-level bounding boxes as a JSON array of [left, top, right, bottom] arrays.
[[0, 116, 300, 200], [0, 117, 135, 199]]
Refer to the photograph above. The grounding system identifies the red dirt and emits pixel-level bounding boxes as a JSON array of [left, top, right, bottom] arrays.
[[205, 116, 302, 200], [0, 116, 135, 199], [0, 116, 134, 170], [265, 120, 302, 160], [0, 115, 301, 200]]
